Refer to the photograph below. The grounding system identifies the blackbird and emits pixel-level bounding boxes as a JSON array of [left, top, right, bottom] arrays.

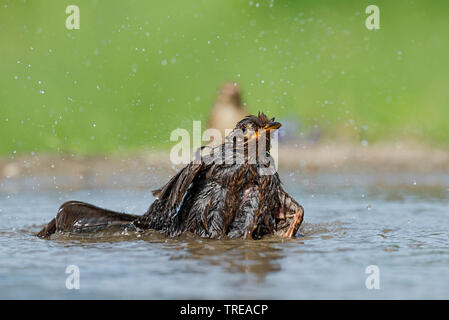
[[37, 113, 304, 240]]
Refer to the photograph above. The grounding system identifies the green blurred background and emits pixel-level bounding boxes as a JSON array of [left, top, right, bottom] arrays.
[[1, 0, 448, 155]]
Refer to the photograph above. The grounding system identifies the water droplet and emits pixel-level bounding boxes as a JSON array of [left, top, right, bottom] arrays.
[[161, 59, 167, 66]]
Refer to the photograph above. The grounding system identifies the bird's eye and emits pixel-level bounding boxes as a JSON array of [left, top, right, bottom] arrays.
[[242, 126, 247, 134]]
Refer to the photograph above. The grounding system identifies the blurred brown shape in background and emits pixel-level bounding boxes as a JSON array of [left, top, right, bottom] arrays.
[[208, 82, 248, 143]]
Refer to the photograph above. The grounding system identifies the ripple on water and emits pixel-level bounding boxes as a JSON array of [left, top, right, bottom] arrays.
[[1, 179, 449, 299]]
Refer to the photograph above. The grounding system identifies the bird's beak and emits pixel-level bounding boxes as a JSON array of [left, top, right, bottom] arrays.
[[264, 121, 282, 131], [248, 122, 282, 141]]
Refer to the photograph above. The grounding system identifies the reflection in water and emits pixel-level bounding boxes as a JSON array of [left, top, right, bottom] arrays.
[[176, 239, 284, 279], [44, 220, 345, 282], [50, 230, 291, 280]]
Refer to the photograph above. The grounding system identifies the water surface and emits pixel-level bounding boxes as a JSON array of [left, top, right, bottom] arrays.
[[1, 172, 448, 299]]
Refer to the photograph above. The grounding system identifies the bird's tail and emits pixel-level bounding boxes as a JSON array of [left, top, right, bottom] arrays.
[[37, 201, 139, 238]]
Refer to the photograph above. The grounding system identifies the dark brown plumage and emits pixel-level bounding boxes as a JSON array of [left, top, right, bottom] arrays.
[[37, 113, 304, 240]]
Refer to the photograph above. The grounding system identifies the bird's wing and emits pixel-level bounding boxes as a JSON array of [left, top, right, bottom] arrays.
[[152, 161, 203, 211], [275, 186, 304, 238], [278, 186, 302, 213]]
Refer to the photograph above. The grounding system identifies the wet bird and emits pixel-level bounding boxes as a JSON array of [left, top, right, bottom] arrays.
[[37, 113, 304, 240]]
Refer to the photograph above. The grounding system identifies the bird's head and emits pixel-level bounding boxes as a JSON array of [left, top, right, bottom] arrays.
[[233, 112, 281, 144], [203, 112, 281, 167], [217, 83, 242, 107]]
